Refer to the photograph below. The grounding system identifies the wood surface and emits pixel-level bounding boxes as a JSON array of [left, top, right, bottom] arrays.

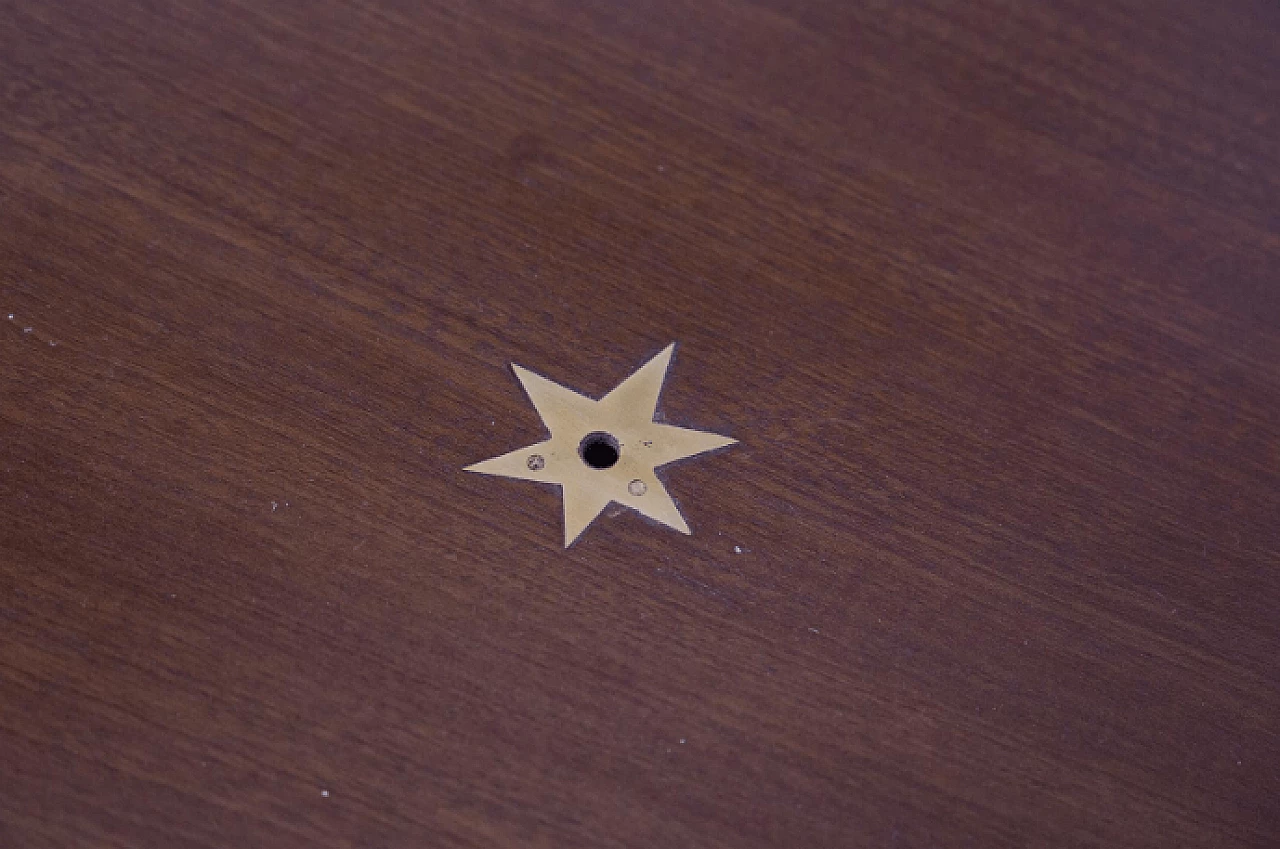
[[2, 0, 1278, 846]]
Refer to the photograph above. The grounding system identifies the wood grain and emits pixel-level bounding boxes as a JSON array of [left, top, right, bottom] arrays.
[[2, 0, 1278, 846]]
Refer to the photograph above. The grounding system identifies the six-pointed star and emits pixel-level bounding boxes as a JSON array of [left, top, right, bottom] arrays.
[[465, 343, 736, 546]]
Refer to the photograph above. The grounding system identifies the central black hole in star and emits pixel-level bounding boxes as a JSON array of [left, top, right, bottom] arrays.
[[579, 432, 620, 469]]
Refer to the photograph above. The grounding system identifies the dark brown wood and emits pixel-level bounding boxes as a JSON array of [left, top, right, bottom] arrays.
[[2, 0, 1278, 846]]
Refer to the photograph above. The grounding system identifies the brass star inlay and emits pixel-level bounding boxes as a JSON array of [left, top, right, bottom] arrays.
[[465, 343, 736, 546]]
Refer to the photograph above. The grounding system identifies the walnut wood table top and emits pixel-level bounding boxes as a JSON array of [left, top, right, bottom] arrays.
[[2, 1, 1278, 846]]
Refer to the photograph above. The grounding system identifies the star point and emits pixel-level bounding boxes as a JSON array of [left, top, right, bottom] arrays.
[[465, 343, 735, 547]]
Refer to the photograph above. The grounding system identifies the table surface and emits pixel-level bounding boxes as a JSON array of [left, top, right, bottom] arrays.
[[2, 1, 1278, 846]]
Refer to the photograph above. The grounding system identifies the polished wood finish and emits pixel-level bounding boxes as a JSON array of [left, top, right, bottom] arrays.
[[2, 1, 1278, 846]]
